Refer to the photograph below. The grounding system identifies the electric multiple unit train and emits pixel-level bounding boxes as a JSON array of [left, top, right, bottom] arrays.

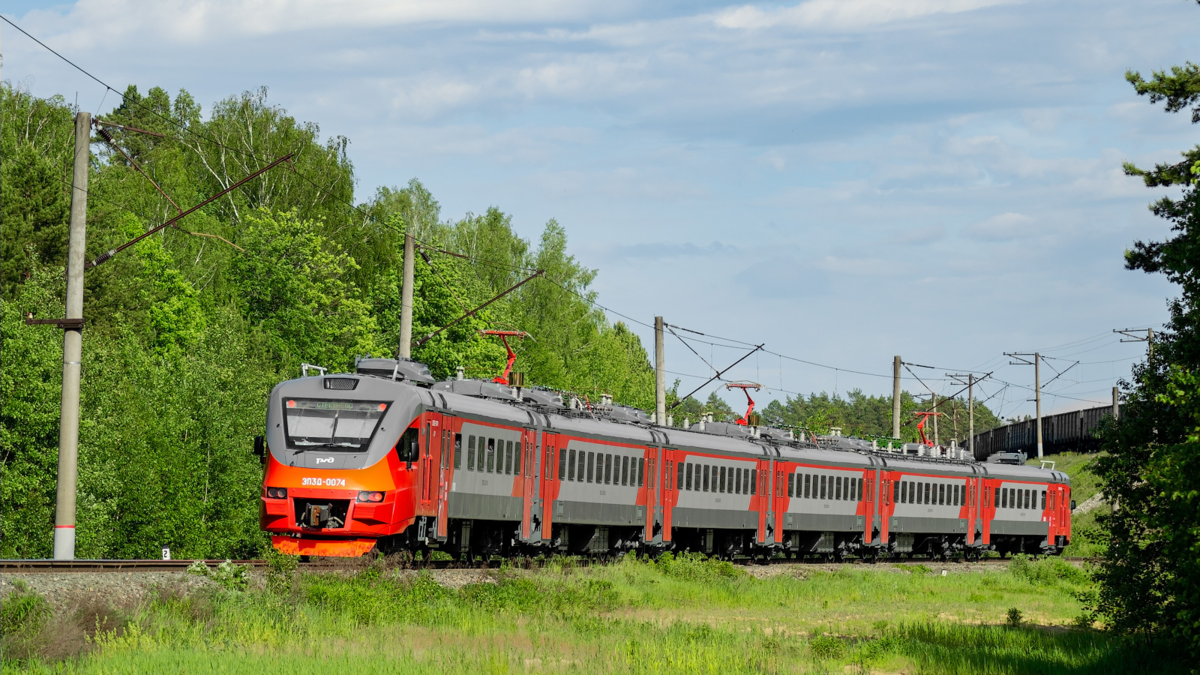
[[257, 357, 1072, 560]]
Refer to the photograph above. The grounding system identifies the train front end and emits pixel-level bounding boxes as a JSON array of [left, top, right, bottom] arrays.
[[259, 374, 422, 557]]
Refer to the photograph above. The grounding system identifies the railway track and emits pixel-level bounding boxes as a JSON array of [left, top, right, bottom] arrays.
[[0, 556, 1091, 574]]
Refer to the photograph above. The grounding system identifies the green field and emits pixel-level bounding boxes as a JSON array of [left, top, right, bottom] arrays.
[[2, 551, 1185, 675]]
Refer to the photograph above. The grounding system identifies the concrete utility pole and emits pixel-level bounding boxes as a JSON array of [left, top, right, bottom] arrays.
[[1035, 353, 1042, 459], [53, 111, 90, 560], [967, 374, 974, 456], [891, 356, 902, 439], [948, 373, 978, 458], [931, 394, 939, 446], [655, 316, 666, 426], [1005, 352, 1043, 458], [398, 233, 415, 359], [1112, 386, 1120, 419]]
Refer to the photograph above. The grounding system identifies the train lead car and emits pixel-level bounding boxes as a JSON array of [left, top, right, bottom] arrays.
[[259, 357, 1071, 560]]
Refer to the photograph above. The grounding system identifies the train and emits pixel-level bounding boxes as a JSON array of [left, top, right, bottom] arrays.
[[968, 405, 1113, 459], [257, 357, 1073, 560]]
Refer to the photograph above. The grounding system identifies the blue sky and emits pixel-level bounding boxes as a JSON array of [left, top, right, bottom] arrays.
[[4, 0, 1197, 421]]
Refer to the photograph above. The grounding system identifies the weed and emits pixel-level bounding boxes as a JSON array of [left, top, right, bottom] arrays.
[[1006, 607, 1024, 627], [187, 559, 250, 591], [810, 634, 847, 659]]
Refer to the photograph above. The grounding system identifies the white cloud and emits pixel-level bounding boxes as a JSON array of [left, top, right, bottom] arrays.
[[711, 0, 1017, 31], [962, 212, 1037, 242]]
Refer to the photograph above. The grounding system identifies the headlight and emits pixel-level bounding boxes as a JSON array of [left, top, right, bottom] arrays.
[[266, 487, 287, 499], [357, 491, 384, 503]]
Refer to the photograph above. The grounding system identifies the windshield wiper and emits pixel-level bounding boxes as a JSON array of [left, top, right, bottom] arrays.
[[292, 440, 363, 450]]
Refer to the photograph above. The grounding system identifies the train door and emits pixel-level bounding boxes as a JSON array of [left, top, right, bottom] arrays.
[[980, 478, 994, 545], [524, 430, 547, 541], [419, 412, 444, 515], [661, 448, 677, 542], [964, 473, 976, 546], [644, 447, 658, 544], [436, 415, 458, 539], [540, 431, 558, 542], [770, 461, 786, 545], [755, 458, 771, 545], [878, 468, 893, 546], [861, 466, 875, 545]]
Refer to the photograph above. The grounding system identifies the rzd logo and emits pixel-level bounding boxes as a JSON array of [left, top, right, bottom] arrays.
[[316, 457, 334, 464]]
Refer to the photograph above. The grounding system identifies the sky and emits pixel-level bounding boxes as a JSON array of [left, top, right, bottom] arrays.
[[3, 0, 1197, 423]]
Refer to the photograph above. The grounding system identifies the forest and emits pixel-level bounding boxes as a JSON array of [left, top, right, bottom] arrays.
[[0, 84, 1001, 559]]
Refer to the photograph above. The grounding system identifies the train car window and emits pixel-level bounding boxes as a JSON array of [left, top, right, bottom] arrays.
[[743, 470, 750, 495], [568, 448, 576, 481], [558, 448, 567, 481], [639, 458, 646, 487], [817, 475, 824, 500], [685, 463, 693, 491], [1003, 488, 1009, 509], [893, 480, 900, 504], [848, 478, 855, 501], [467, 436, 476, 471], [831, 476, 838, 500], [675, 462, 683, 491], [750, 469, 757, 495], [482, 439, 492, 473], [941, 484, 947, 505], [703, 465, 710, 492], [1025, 490, 1032, 510], [608, 454, 617, 484], [787, 473, 795, 498], [801, 474, 808, 499], [454, 434, 462, 469], [713, 466, 721, 493], [1041, 490, 1047, 510], [617, 456, 625, 486], [586, 451, 595, 483], [857, 478, 864, 501]]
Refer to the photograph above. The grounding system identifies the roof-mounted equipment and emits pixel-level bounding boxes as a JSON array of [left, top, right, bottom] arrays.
[[725, 382, 762, 426], [481, 330, 529, 386]]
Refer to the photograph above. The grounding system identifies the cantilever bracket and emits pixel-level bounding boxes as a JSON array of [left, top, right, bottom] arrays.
[[24, 313, 84, 330]]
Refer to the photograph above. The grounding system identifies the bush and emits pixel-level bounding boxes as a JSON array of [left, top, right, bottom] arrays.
[[809, 634, 847, 659], [654, 552, 743, 582], [1006, 607, 1023, 628]]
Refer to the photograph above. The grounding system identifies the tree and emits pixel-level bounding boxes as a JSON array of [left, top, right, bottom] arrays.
[[231, 209, 380, 370], [1090, 30, 1200, 653]]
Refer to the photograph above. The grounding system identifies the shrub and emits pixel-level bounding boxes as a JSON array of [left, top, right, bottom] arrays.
[[1006, 607, 1023, 628], [809, 634, 847, 659]]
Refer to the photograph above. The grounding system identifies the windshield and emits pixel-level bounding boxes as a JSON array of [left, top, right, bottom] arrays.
[[283, 398, 391, 451]]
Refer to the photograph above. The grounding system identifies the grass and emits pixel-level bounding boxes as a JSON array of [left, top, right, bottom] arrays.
[[2, 553, 1186, 674]]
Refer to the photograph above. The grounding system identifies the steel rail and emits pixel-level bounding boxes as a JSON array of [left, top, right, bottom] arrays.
[[1, 556, 1091, 573]]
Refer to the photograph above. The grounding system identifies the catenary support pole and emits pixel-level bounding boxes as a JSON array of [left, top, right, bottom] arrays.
[[932, 394, 939, 446], [892, 356, 902, 439], [968, 374, 974, 458], [1035, 351, 1043, 459], [399, 233, 414, 359], [1112, 386, 1120, 419], [53, 111, 90, 560], [655, 317, 666, 426]]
